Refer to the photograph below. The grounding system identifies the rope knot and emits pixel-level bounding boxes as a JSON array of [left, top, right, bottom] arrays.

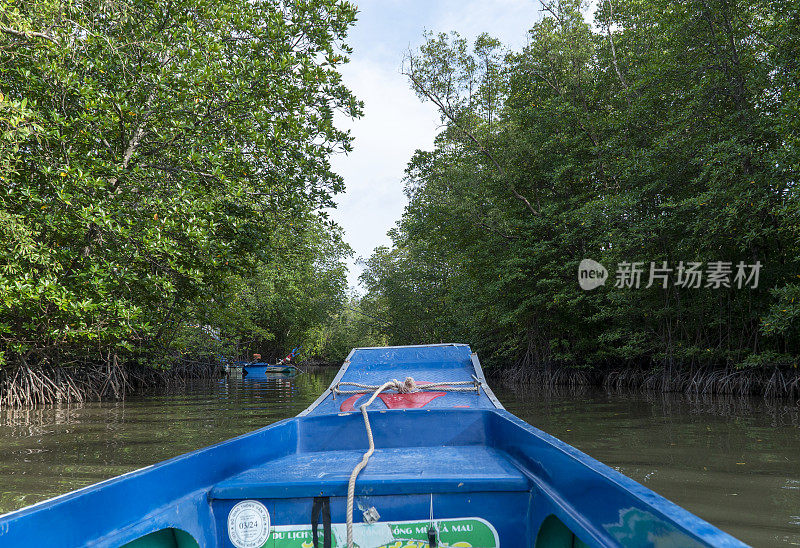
[[392, 377, 417, 393]]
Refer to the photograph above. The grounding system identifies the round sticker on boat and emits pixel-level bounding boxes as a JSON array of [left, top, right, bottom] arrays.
[[227, 500, 271, 548]]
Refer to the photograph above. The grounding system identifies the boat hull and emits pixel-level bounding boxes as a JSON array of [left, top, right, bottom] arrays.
[[242, 364, 298, 378]]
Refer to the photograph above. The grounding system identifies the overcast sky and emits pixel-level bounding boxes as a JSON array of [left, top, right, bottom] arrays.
[[329, 0, 543, 289]]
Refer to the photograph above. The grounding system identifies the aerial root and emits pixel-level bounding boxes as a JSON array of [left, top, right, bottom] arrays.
[[495, 363, 800, 398]]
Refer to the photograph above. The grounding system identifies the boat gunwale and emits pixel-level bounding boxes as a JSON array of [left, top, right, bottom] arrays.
[[490, 408, 747, 547]]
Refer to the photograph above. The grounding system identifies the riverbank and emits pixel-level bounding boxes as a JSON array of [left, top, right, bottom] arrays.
[[494, 365, 800, 399], [0, 358, 221, 408], [5, 354, 799, 408], [0, 355, 345, 407]]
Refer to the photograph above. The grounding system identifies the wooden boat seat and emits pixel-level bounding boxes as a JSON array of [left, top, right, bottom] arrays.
[[209, 445, 530, 499]]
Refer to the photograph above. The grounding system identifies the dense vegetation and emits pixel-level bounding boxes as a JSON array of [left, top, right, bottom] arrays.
[[3, 0, 799, 405], [0, 0, 362, 405], [360, 0, 800, 395]]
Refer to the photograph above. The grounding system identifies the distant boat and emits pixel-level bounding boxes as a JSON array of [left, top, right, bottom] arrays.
[[0, 344, 744, 547], [242, 362, 298, 377]]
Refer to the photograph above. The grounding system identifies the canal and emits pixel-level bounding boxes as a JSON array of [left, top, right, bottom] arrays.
[[0, 369, 797, 546]]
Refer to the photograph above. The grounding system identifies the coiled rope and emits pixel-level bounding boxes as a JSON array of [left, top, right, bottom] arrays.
[[343, 377, 480, 548]]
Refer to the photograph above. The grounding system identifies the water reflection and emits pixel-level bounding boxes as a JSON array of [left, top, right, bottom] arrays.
[[0, 372, 798, 546]]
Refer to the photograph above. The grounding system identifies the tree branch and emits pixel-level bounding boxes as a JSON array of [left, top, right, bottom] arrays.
[[1, 26, 60, 45], [109, 89, 157, 190], [403, 54, 541, 217], [603, 0, 639, 101]]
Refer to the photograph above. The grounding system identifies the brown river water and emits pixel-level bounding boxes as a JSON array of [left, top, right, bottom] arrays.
[[0, 369, 798, 546]]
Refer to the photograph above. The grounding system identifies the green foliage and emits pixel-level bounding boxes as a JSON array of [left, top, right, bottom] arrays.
[[365, 0, 800, 373], [0, 0, 360, 372], [192, 214, 355, 362], [303, 294, 387, 364]]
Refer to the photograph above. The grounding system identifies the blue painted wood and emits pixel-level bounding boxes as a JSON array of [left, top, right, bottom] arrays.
[[210, 445, 529, 499], [0, 344, 747, 547], [242, 364, 298, 378]]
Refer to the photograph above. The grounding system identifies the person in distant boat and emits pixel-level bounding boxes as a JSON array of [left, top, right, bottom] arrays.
[[252, 353, 261, 363]]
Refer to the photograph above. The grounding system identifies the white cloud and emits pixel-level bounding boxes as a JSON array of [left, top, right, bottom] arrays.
[[330, 56, 440, 287], [434, 0, 540, 49], [329, 0, 544, 290]]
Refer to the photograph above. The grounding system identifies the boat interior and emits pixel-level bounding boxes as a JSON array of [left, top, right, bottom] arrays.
[[118, 407, 718, 547]]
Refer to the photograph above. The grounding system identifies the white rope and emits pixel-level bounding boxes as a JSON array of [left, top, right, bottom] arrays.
[[346, 380, 394, 547], [334, 376, 480, 396], [344, 376, 481, 548]]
